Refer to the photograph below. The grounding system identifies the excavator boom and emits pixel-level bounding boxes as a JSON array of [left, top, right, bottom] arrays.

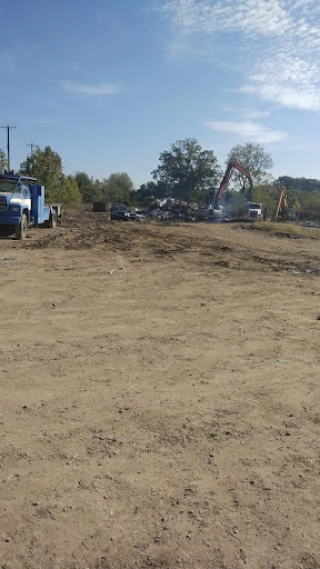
[[273, 185, 290, 221], [195, 160, 253, 221], [214, 161, 253, 209]]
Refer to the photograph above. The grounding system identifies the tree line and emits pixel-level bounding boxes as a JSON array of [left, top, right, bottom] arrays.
[[1, 140, 320, 216]]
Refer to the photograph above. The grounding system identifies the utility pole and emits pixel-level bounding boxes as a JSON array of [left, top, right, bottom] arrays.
[[1, 125, 16, 171], [27, 142, 37, 157]]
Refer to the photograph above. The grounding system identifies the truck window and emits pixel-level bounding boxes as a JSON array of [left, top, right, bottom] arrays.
[[0, 180, 17, 193], [21, 185, 30, 199]]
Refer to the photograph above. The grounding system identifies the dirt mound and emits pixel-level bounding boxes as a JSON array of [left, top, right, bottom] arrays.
[[19, 211, 320, 277]]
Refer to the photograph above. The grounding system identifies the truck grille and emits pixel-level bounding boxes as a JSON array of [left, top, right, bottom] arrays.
[[0, 197, 7, 211], [249, 210, 258, 218]]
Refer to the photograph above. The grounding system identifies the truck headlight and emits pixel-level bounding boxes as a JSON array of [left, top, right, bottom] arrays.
[[10, 205, 20, 213]]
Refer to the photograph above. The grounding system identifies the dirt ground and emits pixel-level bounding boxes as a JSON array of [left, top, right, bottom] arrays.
[[1, 213, 320, 569]]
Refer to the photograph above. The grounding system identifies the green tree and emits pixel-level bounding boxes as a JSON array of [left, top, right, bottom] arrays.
[[102, 172, 134, 204], [250, 183, 279, 218], [291, 195, 301, 210], [298, 190, 320, 213], [133, 181, 169, 206], [21, 146, 81, 204], [227, 143, 273, 190], [152, 138, 221, 201], [0, 149, 7, 174], [278, 176, 320, 192], [22, 145, 62, 200], [74, 171, 102, 203], [59, 175, 82, 204]]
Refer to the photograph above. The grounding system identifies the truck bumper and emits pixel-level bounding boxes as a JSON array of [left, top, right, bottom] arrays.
[[0, 215, 21, 225]]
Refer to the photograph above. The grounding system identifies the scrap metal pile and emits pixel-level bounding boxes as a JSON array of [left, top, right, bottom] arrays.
[[108, 198, 196, 222], [146, 198, 195, 221]]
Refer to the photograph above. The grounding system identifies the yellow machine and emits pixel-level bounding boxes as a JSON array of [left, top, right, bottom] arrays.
[[273, 185, 293, 221]]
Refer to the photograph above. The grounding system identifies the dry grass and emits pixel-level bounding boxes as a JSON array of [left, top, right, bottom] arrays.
[[244, 220, 320, 239]]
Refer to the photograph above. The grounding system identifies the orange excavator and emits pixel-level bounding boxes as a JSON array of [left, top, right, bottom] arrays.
[[195, 161, 253, 221], [214, 160, 253, 209]]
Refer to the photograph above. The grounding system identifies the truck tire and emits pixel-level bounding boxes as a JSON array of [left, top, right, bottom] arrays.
[[49, 211, 57, 229], [15, 213, 28, 240]]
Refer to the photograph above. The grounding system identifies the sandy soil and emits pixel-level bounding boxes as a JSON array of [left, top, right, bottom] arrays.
[[0, 213, 320, 569]]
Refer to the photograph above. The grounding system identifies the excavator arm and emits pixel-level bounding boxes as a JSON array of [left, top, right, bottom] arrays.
[[273, 185, 288, 221], [214, 161, 253, 209]]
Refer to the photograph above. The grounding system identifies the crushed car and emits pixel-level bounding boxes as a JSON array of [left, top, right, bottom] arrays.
[[110, 203, 144, 221]]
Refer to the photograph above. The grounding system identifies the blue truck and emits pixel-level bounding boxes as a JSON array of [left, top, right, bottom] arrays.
[[0, 171, 61, 239]]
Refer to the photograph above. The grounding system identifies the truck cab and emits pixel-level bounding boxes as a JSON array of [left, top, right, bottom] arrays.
[[248, 202, 264, 220], [0, 172, 61, 239], [0, 177, 31, 224]]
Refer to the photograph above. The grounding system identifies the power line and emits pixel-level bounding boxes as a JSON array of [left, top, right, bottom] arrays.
[[27, 142, 38, 157], [1, 125, 16, 171]]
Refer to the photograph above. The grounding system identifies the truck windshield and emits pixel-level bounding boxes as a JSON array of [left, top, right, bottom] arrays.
[[0, 180, 18, 194], [250, 204, 261, 209]]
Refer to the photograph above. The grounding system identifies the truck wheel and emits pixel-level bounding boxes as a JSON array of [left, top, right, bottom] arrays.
[[49, 211, 57, 229], [15, 213, 28, 240]]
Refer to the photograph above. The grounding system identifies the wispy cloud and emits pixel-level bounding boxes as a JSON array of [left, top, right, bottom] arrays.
[[160, 0, 291, 37], [158, 0, 320, 111], [60, 81, 122, 96], [223, 107, 273, 120], [242, 110, 272, 120], [206, 121, 288, 144]]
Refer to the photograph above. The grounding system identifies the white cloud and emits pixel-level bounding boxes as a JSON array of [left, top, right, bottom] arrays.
[[161, 0, 291, 38], [242, 110, 272, 120], [241, 54, 320, 111], [206, 121, 288, 143], [223, 107, 273, 120], [60, 81, 121, 95], [158, 0, 320, 111]]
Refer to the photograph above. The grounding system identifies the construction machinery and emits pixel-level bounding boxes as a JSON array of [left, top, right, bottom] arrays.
[[195, 161, 253, 221], [273, 185, 295, 221], [0, 171, 61, 239]]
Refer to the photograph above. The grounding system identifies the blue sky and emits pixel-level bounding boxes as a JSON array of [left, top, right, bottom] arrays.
[[1, 0, 320, 187]]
